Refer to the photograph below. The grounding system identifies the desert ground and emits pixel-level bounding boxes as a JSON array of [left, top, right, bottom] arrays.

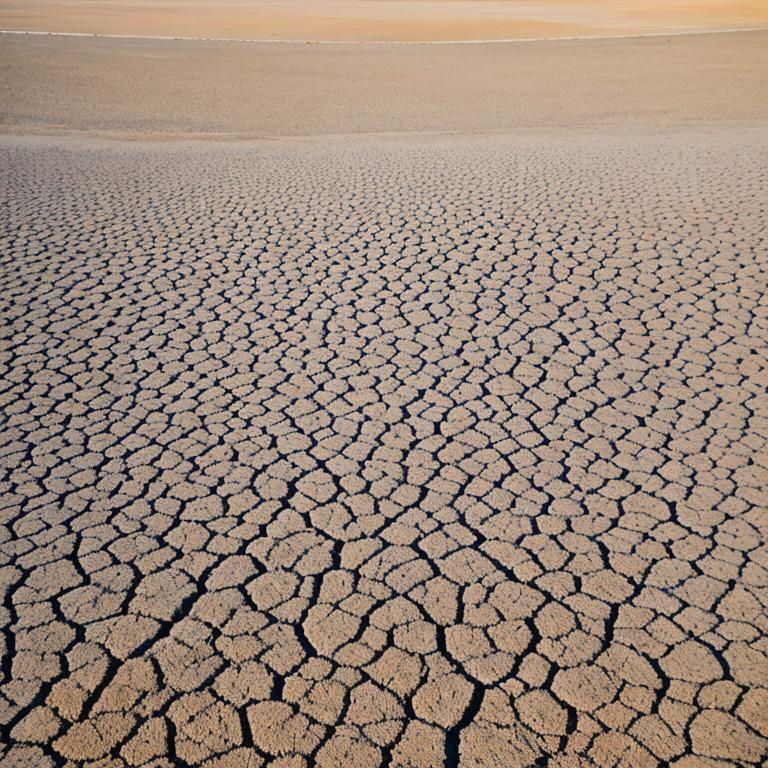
[[1, 7, 767, 768]]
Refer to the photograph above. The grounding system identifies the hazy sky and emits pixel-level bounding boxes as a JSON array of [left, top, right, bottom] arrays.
[[1, 1, 766, 41]]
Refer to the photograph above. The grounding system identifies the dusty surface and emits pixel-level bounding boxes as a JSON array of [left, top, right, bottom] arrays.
[[1, 0, 767, 41], [1, 127, 767, 766], [1, 30, 768, 140], [2, 17, 768, 768]]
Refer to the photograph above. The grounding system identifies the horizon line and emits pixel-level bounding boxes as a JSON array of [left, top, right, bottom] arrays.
[[1, 26, 766, 46]]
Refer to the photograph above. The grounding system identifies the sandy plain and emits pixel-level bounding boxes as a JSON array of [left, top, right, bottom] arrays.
[[1, 30, 767, 139], [1, 18, 767, 768]]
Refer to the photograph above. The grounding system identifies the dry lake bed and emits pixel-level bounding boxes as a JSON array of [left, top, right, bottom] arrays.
[[0, 20, 767, 768]]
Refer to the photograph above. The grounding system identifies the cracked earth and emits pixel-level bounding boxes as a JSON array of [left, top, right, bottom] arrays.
[[0, 131, 767, 767]]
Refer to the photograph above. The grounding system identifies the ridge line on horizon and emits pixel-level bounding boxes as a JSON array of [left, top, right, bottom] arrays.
[[1, 26, 767, 46]]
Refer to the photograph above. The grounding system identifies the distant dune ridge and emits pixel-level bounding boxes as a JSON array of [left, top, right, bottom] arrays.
[[1, 0, 768, 41]]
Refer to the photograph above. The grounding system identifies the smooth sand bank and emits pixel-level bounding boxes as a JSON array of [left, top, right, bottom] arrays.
[[2, 0, 768, 41], [1, 30, 767, 139]]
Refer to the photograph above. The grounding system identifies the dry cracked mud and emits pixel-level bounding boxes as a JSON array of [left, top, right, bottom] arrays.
[[0, 130, 767, 767]]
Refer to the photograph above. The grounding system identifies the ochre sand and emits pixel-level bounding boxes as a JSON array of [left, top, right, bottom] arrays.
[[1, 28, 767, 768], [1, 0, 768, 41]]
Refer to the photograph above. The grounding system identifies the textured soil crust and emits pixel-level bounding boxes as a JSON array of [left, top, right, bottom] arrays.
[[1, 128, 766, 767], [1, 16, 767, 768]]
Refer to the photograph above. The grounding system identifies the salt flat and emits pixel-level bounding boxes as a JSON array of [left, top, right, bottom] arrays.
[[1, 25, 767, 768]]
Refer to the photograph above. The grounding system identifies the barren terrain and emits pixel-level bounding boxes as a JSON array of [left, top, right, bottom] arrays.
[[1, 30, 767, 139], [1, 23, 767, 768]]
